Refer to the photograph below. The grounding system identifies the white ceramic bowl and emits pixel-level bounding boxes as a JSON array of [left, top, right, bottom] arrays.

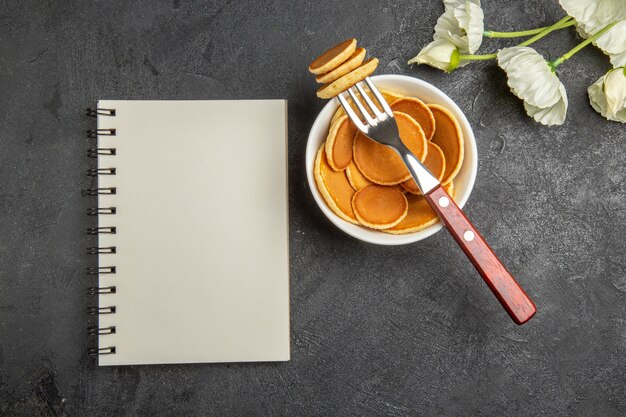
[[306, 74, 477, 245]]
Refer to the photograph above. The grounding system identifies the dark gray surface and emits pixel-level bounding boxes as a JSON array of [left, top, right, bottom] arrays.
[[1, 0, 625, 416]]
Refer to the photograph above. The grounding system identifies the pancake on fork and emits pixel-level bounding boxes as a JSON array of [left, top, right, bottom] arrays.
[[316, 48, 366, 84], [317, 58, 379, 99], [308, 39, 357, 75]]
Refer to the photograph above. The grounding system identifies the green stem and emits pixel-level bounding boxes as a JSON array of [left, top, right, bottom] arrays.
[[518, 16, 574, 47], [551, 21, 618, 68], [484, 19, 576, 38], [459, 53, 497, 61], [458, 16, 579, 64], [484, 28, 548, 38], [555, 19, 577, 30]]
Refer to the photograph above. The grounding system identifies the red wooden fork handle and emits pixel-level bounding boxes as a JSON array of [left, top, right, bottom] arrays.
[[424, 186, 537, 325]]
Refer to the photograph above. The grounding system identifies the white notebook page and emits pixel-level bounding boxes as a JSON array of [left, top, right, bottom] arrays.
[[96, 100, 289, 366]]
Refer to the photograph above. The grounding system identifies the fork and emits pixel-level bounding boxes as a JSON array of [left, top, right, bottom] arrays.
[[338, 78, 537, 325]]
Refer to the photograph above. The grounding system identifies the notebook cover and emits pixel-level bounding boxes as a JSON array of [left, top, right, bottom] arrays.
[[95, 100, 289, 366]]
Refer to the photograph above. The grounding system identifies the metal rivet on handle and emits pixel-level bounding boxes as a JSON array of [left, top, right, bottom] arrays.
[[464, 230, 475, 241], [438, 196, 450, 207]]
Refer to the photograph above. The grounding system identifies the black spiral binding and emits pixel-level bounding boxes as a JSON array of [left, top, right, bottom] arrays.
[[87, 148, 116, 158], [82, 187, 116, 196], [87, 347, 116, 355], [86, 266, 116, 275], [87, 128, 116, 138], [88, 306, 116, 314], [86, 226, 116, 235], [87, 168, 116, 176], [85, 107, 118, 357], [86, 207, 116, 216], [88, 326, 116, 335], [87, 246, 116, 255], [87, 286, 116, 295], [86, 108, 116, 117]]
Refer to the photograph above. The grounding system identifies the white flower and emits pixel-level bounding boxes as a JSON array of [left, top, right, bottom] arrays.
[[559, 0, 626, 66], [558, 0, 625, 35], [578, 20, 626, 67], [408, 39, 465, 72], [588, 67, 626, 122], [497, 46, 568, 126], [434, 0, 484, 54]]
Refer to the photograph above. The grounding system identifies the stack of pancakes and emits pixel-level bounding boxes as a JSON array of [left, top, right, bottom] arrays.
[[310, 40, 464, 234], [309, 39, 379, 99]]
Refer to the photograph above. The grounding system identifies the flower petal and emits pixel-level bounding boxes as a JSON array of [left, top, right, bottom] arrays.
[[434, 0, 483, 54], [559, 0, 625, 34], [588, 68, 626, 123], [591, 19, 626, 67], [607, 50, 626, 68], [433, 8, 467, 50], [523, 84, 568, 126], [454, 1, 484, 54], [497, 47, 561, 108], [588, 76, 610, 117], [604, 68, 626, 117], [408, 40, 466, 71], [443, 0, 464, 11]]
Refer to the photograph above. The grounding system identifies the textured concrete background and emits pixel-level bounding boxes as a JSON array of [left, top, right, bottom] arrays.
[[1, 0, 625, 416]]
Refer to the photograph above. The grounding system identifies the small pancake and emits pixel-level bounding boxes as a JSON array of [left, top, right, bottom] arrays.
[[317, 58, 379, 99], [309, 39, 357, 75], [385, 183, 455, 234], [346, 162, 406, 193], [429, 104, 464, 185], [352, 185, 408, 229], [325, 115, 357, 171], [447, 182, 455, 197], [314, 144, 358, 224], [330, 88, 402, 126], [390, 97, 436, 140], [401, 142, 446, 195], [316, 48, 366, 84], [384, 90, 404, 104], [353, 112, 427, 185], [346, 160, 372, 191]]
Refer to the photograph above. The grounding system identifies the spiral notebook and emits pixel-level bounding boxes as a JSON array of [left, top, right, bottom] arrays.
[[86, 100, 289, 366]]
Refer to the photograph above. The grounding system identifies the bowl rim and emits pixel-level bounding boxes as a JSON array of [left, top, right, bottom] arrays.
[[305, 74, 478, 245]]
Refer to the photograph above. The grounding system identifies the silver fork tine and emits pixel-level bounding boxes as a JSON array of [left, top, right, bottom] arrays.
[[355, 83, 385, 120], [337, 93, 368, 133], [347, 87, 377, 126], [365, 77, 394, 117]]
